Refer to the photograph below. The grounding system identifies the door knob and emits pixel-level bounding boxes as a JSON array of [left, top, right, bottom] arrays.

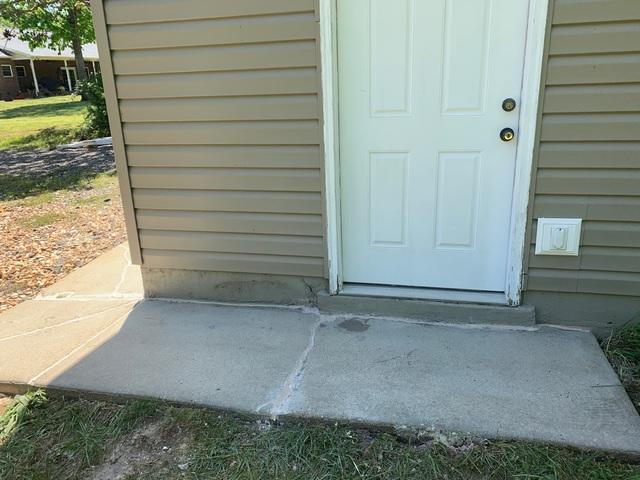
[[502, 98, 517, 112], [500, 128, 515, 142]]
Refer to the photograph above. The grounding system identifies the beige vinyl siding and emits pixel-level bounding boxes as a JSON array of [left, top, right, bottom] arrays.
[[525, 0, 640, 297], [97, 0, 324, 277]]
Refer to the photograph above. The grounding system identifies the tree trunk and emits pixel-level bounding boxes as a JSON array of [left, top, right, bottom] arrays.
[[68, 5, 88, 92]]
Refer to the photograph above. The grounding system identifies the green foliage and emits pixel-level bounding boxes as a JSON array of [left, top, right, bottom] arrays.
[[1, 0, 95, 84], [0, 1, 94, 54], [0, 390, 46, 445], [76, 74, 110, 138]]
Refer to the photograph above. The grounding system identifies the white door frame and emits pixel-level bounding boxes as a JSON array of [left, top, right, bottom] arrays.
[[320, 0, 550, 305]]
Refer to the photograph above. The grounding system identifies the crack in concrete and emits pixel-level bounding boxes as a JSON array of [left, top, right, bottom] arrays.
[[112, 244, 131, 296], [0, 300, 138, 343], [256, 315, 332, 417], [35, 294, 143, 301]]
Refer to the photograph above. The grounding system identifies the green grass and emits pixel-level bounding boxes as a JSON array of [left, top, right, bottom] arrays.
[[0, 170, 118, 202], [604, 323, 640, 411], [19, 212, 67, 229], [0, 96, 87, 150], [0, 392, 638, 480], [0, 393, 156, 480]]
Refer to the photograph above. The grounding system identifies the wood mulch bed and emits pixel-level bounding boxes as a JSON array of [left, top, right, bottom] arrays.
[[0, 146, 125, 311]]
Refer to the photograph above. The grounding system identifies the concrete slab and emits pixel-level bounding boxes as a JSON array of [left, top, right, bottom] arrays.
[[39, 244, 142, 299], [286, 318, 640, 454], [0, 299, 136, 385], [36, 300, 319, 412]]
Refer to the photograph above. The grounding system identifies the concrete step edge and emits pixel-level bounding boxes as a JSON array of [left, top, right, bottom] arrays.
[[317, 291, 536, 327]]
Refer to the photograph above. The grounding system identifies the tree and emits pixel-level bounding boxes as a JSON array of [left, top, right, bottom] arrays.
[[0, 0, 95, 85]]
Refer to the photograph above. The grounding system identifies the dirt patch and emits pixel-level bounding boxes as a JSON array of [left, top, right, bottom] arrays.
[[87, 418, 192, 480], [0, 394, 12, 416]]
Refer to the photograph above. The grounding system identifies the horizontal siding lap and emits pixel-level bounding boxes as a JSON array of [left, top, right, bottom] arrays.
[[541, 113, 640, 142], [546, 54, 640, 85], [123, 121, 320, 145], [115, 69, 319, 99], [536, 169, 640, 196], [538, 142, 640, 168], [129, 167, 321, 192], [136, 210, 323, 236], [112, 41, 317, 75], [119, 95, 319, 122], [133, 189, 322, 214], [126, 145, 321, 168], [529, 246, 640, 273], [527, 269, 640, 296], [533, 196, 640, 222], [544, 85, 640, 114], [140, 230, 323, 257], [104, 0, 315, 25], [553, 1, 640, 25], [550, 23, 640, 56], [581, 222, 640, 248], [108, 13, 316, 50], [141, 249, 324, 277]]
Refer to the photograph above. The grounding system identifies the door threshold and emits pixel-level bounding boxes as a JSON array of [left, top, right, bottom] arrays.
[[340, 284, 508, 306]]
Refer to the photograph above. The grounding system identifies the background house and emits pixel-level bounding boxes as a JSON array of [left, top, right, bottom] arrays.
[[0, 35, 99, 99], [0, 50, 19, 100]]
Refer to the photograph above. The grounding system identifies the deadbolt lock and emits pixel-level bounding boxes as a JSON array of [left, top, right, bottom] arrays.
[[502, 98, 517, 112], [500, 128, 515, 142]]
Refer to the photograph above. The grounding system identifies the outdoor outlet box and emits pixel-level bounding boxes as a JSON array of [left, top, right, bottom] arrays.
[[535, 218, 582, 256]]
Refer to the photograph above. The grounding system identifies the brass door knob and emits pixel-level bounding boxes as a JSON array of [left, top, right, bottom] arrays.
[[500, 128, 515, 142], [502, 98, 517, 112]]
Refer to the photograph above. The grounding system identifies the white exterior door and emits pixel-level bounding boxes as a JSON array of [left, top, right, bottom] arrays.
[[338, 0, 531, 291]]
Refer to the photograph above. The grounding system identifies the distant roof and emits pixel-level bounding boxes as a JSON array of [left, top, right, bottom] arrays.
[[0, 34, 98, 61]]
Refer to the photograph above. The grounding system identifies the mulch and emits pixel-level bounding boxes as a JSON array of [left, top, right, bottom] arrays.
[[0, 147, 126, 311]]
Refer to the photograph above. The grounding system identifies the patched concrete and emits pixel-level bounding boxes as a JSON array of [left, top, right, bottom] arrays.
[[0, 246, 639, 455]]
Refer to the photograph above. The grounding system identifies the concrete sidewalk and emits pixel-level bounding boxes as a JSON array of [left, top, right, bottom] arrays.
[[0, 245, 639, 455]]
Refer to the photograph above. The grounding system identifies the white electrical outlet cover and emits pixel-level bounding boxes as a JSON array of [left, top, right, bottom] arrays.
[[535, 218, 582, 256]]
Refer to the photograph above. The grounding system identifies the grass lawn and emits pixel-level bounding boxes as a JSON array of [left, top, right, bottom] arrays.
[[0, 96, 87, 150], [0, 393, 638, 480]]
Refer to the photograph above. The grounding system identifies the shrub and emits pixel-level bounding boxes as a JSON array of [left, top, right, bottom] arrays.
[[76, 74, 110, 139]]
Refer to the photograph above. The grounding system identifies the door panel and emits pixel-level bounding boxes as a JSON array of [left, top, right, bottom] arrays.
[[338, 0, 531, 291]]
